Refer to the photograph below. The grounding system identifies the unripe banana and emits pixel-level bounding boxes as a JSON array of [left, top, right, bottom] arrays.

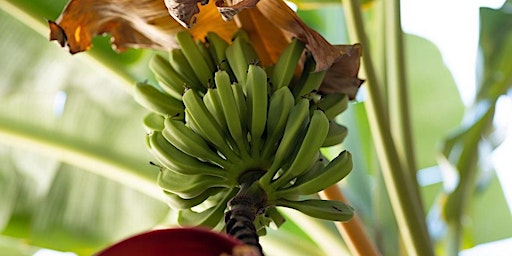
[[292, 53, 326, 99], [158, 167, 227, 199], [195, 39, 216, 73], [206, 31, 232, 74], [176, 31, 214, 88], [225, 31, 258, 85], [182, 89, 239, 161], [260, 98, 310, 186], [143, 112, 165, 133], [215, 70, 248, 154], [169, 48, 203, 91], [232, 82, 248, 134], [271, 110, 330, 189], [245, 65, 268, 154], [276, 151, 352, 197], [148, 132, 228, 178], [203, 88, 228, 132], [162, 117, 227, 166], [276, 198, 353, 221], [149, 54, 186, 100], [317, 93, 349, 120], [322, 121, 348, 147], [133, 82, 184, 117], [164, 187, 223, 209], [178, 188, 237, 228], [261, 86, 295, 161], [296, 71, 326, 99], [270, 38, 305, 90]]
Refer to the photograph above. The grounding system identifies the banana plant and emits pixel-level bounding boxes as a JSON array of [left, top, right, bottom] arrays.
[[1, 0, 511, 255]]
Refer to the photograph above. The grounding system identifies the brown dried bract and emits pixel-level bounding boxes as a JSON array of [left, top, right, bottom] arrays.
[[216, 0, 259, 21], [165, 0, 209, 28], [49, 0, 363, 97], [319, 44, 364, 100]]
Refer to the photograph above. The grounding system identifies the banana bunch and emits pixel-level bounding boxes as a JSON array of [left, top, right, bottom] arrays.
[[136, 30, 354, 232]]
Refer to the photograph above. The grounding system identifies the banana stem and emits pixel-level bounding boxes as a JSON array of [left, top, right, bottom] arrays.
[[384, 0, 428, 240], [225, 181, 267, 255], [319, 185, 381, 256], [341, 0, 434, 255]]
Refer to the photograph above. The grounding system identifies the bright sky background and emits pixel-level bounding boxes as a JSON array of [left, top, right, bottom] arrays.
[[34, 0, 510, 255]]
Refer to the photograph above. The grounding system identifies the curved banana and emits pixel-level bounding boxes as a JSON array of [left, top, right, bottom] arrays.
[[245, 65, 268, 155], [133, 82, 184, 117], [232, 82, 248, 134], [322, 121, 348, 147], [261, 86, 295, 160], [225, 31, 258, 85], [164, 187, 223, 210], [148, 132, 228, 178], [195, 39, 216, 73], [169, 48, 203, 91], [158, 167, 227, 199], [206, 31, 232, 74], [292, 53, 326, 99], [215, 70, 248, 155], [176, 31, 214, 88], [271, 109, 330, 189], [177, 188, 237, 228], [143, 112, 165, 133], [275, 198, 353, 222], [270, 38, 305, 90], [149, 54, 186, 100], [260, 98, 310, 186], [275, 151, 352, 197], [162, 117, 227, 166], [182, 89, 239, 161], [203, 88, 228, 132], [317, 93, 349, 120]]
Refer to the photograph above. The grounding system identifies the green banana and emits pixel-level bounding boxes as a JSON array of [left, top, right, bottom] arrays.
[[148, 132, 228, 178], [276, 151, 352, 197], [284, 154, 325, 190], [317, 93, 349, 120], [261, 86, 295, 160], [245, 65, 268, 154], [182, 89, 239, 161], [164, 187, 223, 210], [158, 167, 227, 199], [225, 32, 258, 85], [195, 39, 216, 73], [292, 52, 326, 99], [178, 188, 237, 228], [149, 54, 187, 100], [162, 117, 227, 166], [176, 30, 214, 88], [270, 38, 305, 90], [202, 88, 228, 132], [205, 31, 232, 73], [215, 70, 248, 154], [295, 71, 326, 99], [133, 82, 184, 117], [169, 48, 203, 91], [275, 198, 354, 221], [322, 121, 348, 147], [260, 98, 310, 186], [142, 112, 165, 133], [231, 82, 248, 134], [271, 109, 330, 189]]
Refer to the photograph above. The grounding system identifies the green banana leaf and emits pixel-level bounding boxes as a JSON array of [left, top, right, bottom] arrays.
[[437, 1, 512, 253]]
